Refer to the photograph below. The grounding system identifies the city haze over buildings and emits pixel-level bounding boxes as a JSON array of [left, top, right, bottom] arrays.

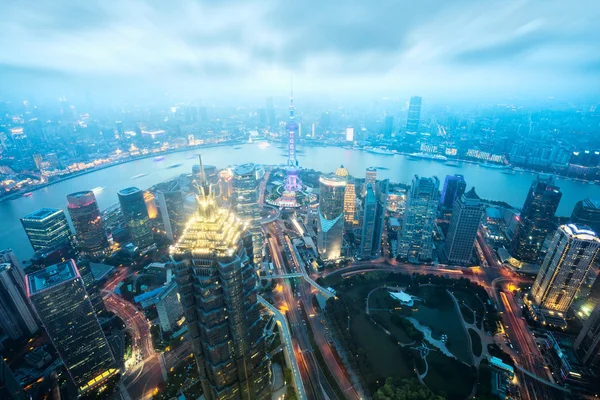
[[1, 1, 600, 101]]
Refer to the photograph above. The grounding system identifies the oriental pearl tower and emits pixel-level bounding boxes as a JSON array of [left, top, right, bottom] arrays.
[[284, 86, 302, 192]]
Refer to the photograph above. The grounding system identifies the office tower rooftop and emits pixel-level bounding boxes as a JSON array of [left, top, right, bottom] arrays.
[[571, 198, 600, 235], [170, 188, 269, 399], [531, 224, 600, 315], [67, 190, 110, 260], [26, 260, 118, 394], [440, 174, 466, 210], [445, 187, 484, 265], [21, 208, 73, 253], [574, 302, 600, 368], [118, 186, 153, 248]]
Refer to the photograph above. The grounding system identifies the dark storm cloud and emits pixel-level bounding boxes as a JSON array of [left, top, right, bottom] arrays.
[[0, 0, 599, 96]]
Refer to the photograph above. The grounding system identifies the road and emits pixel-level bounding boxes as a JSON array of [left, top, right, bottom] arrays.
[[102, 267, 165, 400], [258, 296, 307, 400], [266, 222, 342, 400]]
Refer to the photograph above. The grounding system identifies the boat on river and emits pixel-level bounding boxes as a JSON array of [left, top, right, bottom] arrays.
[[409, 152, 448, 161]]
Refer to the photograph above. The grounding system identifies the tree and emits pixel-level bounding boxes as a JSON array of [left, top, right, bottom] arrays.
[[373, 378, 445, 400]]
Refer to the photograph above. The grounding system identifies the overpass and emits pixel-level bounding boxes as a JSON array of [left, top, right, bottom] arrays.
[[260, 272, 335, 299], [258, 295, 307, 400]]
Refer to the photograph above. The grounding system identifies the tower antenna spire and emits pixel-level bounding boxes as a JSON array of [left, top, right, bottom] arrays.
[[289, 77, 294, 119]]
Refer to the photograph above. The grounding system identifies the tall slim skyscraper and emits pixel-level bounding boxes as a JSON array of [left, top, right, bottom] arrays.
[[335, 165, 356, 226], [20, 208, 73, 253], [405, 96, 422, 137], [0, 262, 38, 339], [511, 175, 562, 263], [360, 184, 377, 258], [232, 163, 263, 264], [156, 184, 184, 242], [445, 188, 484, 265], [570, 198, 600, 234], [118, 187, 153, 248], [363, 167, 377, 196], [26, 260, 118, 393], [170, 189, 270, 400], [530, 224, 600, 314], [67, 191, 110, 260], [373, 179, 390, 257], [440, 174, 466, 210], [574, 303, 600, 367], [317, 173, 347, 260], [398, 175, 439, 262]]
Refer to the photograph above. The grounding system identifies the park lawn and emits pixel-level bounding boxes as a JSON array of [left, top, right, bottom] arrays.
[[409, 285, 473, 365], [423, 350, 477, 400], [368, 289, 415, 344], [350, 304, 414, 390], [452, 289, 486, 327], [469, 328, 482, 357]]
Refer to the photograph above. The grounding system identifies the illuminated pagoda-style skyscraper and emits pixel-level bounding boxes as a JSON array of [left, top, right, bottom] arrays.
[[170, 179, 270, 400]]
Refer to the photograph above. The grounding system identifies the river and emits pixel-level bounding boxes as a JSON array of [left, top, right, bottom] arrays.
[[1, 143, 598, 261]]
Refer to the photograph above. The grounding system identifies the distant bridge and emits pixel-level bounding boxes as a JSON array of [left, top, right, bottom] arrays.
[[260, 272, 335, 299]]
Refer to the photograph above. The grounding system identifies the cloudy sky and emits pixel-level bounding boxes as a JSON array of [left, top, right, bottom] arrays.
[[1, 0, 599, 101]]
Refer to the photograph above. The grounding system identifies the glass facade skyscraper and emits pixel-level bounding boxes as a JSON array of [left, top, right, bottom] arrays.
[[445, 188, 484, 265], [232, 163, 263, 263], [0, 260, 38, 340], [530, 224, 600, 314], [67, 191, 110, 260], [440, 174, 466, 210], [118, 186, 153, 248], [575, 302, 600, 368], [360, 184, 377, 258], [398, 175, 439, 262], [510, 175, 562, 263], [170, 190, 270, 400], [570, 198, 600, 235], [405, 96, 422, 137], [20, 208, 73, 253], [317, 173, 347, 260], [26, 260, 118, 394]]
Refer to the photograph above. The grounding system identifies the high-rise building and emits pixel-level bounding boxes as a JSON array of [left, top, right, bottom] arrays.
[[405, 96, 422, 136], [360, 184, 377, 258], [218, 169, 233, 204], [155, 180, 185, 242], [445, 188, 484, 265], [574, 303, 600, 367], [440, 174, 466, 210], [170, 189, 270, 400], [334, 165, 356, 226], [570, 198, 600, 234], [530, 224, 600, 314], [0, 262, 38, 339], [156, 282, 183, 334], [373, 179, 390, 257], [0, 358, 25, 400], [67, 191, 110, 260], [317, 173, 347, 260], [398, 175, 439, 262], [144, 191, 158, 219], [363, 167, 377, 196], [20, 208, 73, 253], [26, 260, 118, 393], [118, 187, 153, 248], [510, 175, 562, 263], [232, 163, 263, 263], [383, 115, 394, 137]]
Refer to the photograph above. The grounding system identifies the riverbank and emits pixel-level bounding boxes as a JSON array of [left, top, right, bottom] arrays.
[[0, 141, 238, 203]]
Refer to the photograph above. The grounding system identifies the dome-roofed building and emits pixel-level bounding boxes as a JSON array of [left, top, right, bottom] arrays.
[[335, 165, 349, 177]]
